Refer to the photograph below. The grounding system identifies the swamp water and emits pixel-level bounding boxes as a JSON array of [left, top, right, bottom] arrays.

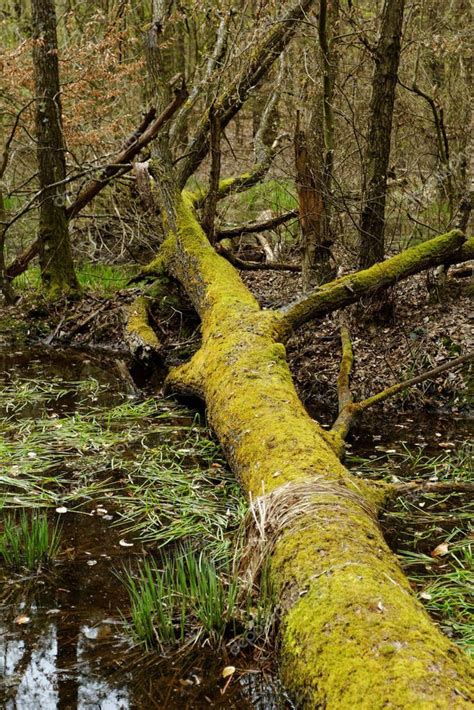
[[1, 348, 472, 708], [0, 348, 288, 709]]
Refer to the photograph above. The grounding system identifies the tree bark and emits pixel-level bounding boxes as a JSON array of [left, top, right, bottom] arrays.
[[358, 0, 405, 269], [148, 192, 472, 707], [32, 0, 79, 295], [296, 0, 339, 290], [295, 119, 333, 288]]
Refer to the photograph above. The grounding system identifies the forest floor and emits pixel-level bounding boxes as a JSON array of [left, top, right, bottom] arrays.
[[1, 265, 472, 693], [3, 266, 472, 422]]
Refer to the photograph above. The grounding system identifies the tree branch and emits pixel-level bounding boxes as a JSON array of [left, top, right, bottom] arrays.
[[5, 86, 187, 282], [68, 82, 186, 219], [170, 12, 231, 148], [218, 242, 301, 272], [336, 324, 354, 414], [176, 0, 315, 187], [215, 209, 298, 241], [278, 230, 467, 334], [201, 104, 222, 242], [193, 133, 288, 209], [330, 352, 473, 447]]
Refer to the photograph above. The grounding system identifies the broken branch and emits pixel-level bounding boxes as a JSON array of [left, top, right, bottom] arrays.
[[331, 351, 473, 446], [215, 209, 298, 241]]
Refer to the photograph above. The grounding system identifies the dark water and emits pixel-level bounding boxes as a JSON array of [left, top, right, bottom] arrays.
[[0, 348, 289, 709], [1, 347, 471, 706]]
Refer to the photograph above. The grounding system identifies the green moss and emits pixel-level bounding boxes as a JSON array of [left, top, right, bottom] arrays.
[[273, 513, 474, 707], [126, 296, 161, 351], [279, 230, 466, 334], [159, 197, 473, 706]]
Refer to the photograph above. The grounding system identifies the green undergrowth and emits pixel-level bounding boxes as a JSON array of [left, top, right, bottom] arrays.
[[349, 444, 473, 655], [398, 535, 473, 655], [122, 547, 276, 653], [0, 510, 61, 570], [0, 371, 277, 656], [1, 375, 104, 418], [188, 175, 299, 240], [229, 179, 299, 240], [13, 262, 138, 296], [348, 442, 472, 482], [236, 178, 298, 216], [1, 377, 247, 560]]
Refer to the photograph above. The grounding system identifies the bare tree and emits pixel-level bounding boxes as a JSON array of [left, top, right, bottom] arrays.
[[358, 0, 405, 268]]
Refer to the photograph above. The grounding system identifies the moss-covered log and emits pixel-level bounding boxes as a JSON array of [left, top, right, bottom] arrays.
[[278, 229, 466, 334], [125, 295, 161, 363], [157, 195, 473, 707]]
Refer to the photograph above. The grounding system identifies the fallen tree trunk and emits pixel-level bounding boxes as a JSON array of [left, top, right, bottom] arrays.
[[278, 229, 466, 334], [152, 194, 473, 706]]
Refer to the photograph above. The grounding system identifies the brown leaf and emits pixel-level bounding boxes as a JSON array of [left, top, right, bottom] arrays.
[[431, 542, 449, 557]]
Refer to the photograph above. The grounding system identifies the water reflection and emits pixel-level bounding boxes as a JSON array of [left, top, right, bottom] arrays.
[[0, 346, 288, 709], [0, 616, 131, 709]]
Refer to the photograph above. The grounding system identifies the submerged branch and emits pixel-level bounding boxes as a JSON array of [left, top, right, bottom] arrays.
[[394, 481, 474, 495]]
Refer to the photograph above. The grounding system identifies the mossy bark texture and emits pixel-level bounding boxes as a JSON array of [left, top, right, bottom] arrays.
[[158, 197, 472, 707], [125, 295, 161, 361], [32, 0, 79, 296]]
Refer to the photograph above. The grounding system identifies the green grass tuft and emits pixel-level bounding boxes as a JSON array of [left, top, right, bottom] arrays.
[[13, 262, 138, 296], [121, 546, 278, 654], [0, 510, 61, 570], [399, 536, 473, 656]]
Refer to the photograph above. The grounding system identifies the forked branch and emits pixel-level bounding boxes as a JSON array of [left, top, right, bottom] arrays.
[[331, 349, 473, 447]]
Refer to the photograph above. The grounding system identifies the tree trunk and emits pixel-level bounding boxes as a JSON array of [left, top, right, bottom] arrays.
[[32, 0, 79, 295], [0, 191, 16, 304], [295, 122, 333, 288], [358, 0, 405, 269], [296, 0, 339, 289], [150, 192, 472, 707]]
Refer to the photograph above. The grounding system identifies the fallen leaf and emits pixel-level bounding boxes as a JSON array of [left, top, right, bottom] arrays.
[[431, 542, 449, 557], [119, 539, 134, 547], [221, 666, 236, 679]]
